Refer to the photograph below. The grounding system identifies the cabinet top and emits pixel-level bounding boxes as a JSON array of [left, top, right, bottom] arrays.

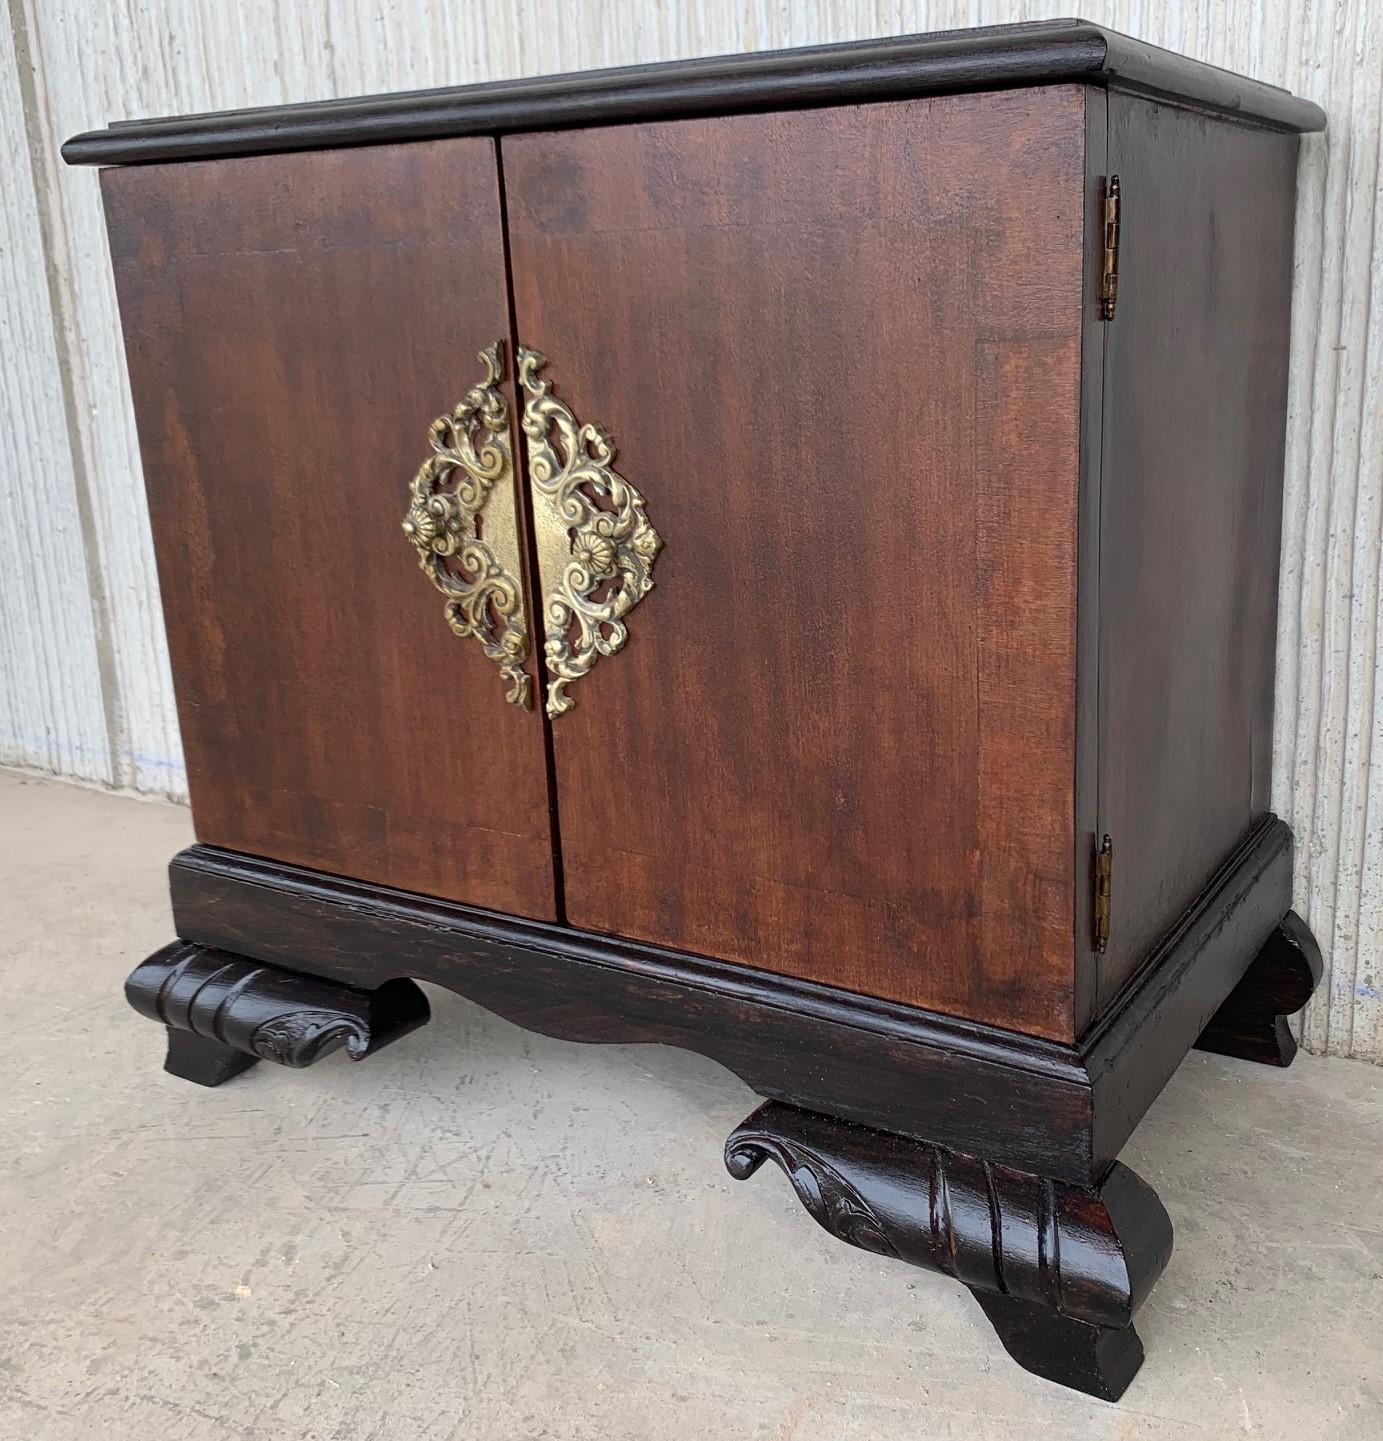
[[63, 17, 1324, 168]]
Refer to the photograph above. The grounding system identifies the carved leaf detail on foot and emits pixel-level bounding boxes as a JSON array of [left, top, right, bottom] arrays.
[[250, 1010, 372, 1066], [724, 1133, 899, 1260], [126, 942, 430, 1078]]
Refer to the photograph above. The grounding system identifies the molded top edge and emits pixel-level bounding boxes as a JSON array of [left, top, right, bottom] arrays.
[[63, 19, 1325, 168]]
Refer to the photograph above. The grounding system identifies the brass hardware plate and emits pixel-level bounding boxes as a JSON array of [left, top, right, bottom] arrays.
[[518, 348, 663, 718], [1100, 175, 1121, 321], [1093, 834, 1113, 953], [402, 341, 532, 709]]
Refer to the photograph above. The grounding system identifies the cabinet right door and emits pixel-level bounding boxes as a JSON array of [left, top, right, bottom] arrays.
[[504, 88, 1088, 1040]]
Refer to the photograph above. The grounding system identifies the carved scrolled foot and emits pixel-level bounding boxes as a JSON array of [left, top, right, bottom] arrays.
[[725, 1101, 1172, 1401], [1195, 910, 1323, 1067], [126, 941, 430, 1086]]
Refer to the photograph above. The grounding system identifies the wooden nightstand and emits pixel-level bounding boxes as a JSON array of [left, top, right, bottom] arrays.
[[68, 19, 1325, 1399]]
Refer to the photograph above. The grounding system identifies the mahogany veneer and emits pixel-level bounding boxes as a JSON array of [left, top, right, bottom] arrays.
[[70, 19, 1325, 1400]]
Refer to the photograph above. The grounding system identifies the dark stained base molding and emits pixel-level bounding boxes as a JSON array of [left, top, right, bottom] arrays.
[[118, 820, 1322, 1397], [160, 817, 1305, 1181], [725, 1101, 1172, 1400], [1194, 911, 1323, 1067], [125, 941, 430, 1086]]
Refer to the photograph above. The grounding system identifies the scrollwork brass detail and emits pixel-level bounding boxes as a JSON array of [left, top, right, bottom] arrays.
[[518, 348, 662, 718], [402, 341, 532, 709]]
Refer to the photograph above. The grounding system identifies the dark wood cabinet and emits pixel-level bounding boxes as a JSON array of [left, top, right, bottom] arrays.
[[70, 19, 1326, 1401]]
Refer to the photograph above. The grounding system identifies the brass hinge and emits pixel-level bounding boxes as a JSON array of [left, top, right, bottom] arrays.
[[1093, 834, 1113, 953], [1100, 176, 1121, 321]]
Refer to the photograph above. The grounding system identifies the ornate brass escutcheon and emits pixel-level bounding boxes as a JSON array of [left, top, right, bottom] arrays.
[[518, 348, 662, 718], [401, 341, 532, 708]]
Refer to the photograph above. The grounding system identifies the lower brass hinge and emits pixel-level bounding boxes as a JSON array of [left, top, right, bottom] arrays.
[[1100, 176, 1121, 321], [1093, 834, 1113, 953]]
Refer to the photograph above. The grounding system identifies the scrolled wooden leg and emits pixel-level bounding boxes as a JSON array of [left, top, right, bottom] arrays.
[[725, 1101, 1172, 1402], [1195, 910, 1323, 1067], [126, 941, 430, 1086]]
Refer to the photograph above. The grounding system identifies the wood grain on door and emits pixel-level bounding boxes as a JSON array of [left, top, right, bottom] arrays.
[[503, 88, 1088, 1038], [103, 140, 558, 918]]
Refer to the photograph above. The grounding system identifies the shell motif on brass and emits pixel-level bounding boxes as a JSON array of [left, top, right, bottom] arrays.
[[517, 348, 662, 718], [402, 341, 532, 709]]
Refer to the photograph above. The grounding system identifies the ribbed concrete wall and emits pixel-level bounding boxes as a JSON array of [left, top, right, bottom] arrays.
[[2, 1, 1378, 1060]]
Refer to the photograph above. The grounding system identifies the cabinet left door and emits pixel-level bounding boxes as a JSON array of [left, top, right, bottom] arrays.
[[103, 140, 559, 919]]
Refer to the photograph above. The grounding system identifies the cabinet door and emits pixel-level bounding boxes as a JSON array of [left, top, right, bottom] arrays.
[[104, 140, 558, 919], [504, 90, 1087, 1037]]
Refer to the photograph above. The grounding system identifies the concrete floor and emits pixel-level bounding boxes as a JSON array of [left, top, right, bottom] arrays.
[[1, 770, 1380, 1440]]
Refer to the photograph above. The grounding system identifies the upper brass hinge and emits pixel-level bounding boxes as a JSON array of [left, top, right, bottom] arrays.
[[1093, 833, 1113, 953], [1100, 176, 1121, 321]]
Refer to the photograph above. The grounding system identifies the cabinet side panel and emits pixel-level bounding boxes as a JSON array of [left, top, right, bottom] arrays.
[[1096, 96, 1299, 1011], [1074, 88, 1109, 1035], [102, 142, 559, 918], [505, 88, 1086, 1040]]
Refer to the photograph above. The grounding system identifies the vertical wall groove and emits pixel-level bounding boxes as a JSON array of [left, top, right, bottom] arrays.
[[0, 3, 110, 785], [1, 0, 1379, 1060], [7, 0, 125, 787]]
